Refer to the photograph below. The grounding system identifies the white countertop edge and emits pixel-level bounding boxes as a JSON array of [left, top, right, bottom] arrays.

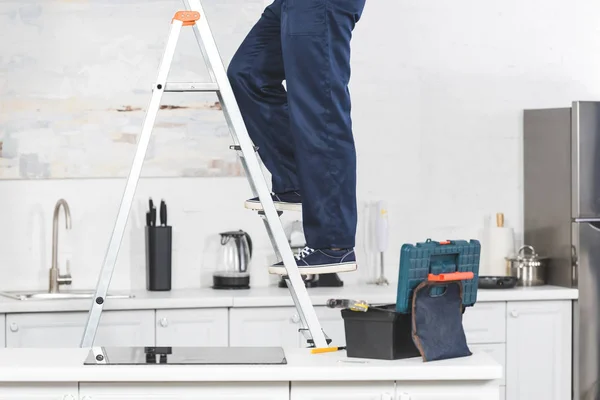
[[0, 366, 503, 383], [0, 285, 578, 314], [475, 286, 579, 302], [0, 349, 502, 382]]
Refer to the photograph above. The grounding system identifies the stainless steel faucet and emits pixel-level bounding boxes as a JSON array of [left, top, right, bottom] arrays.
[[50, 199, 73, 293]]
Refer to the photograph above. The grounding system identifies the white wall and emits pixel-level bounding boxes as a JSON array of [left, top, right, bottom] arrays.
[[2, 0, 600, 292]]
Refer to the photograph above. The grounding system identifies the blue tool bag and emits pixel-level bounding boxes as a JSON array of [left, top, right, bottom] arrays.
[[411, 279, 472, 362]]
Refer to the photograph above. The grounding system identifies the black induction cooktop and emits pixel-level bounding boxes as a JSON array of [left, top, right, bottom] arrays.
[[83, 346, 287, 365]]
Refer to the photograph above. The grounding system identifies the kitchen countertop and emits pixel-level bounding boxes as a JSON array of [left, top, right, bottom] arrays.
[[0, 284, 578, 314], [0, 347, 502, 382]]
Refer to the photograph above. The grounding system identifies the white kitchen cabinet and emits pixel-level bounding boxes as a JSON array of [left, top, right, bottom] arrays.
[[506, 300, 571, 400], [229, 306, 346, 348], [395, 382, 500, 399], [155, 308, 228, 346], [291, 382, 394, 400], [79, 382, 288, 399], [463, 302, 506, 344], [0, 383, 78, 399], [469, 343, 506, 386], [6, 310, 154, 347], [394, 382, 500, 400], [229, 306, 301, 348]]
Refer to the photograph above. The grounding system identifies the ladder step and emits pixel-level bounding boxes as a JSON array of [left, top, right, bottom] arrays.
[[229, 144, 259, 152], [163, 82, 219, 92]]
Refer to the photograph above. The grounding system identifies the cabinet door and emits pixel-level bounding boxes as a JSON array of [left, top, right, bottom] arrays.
[[229, 307, 301, 348], [395, 382, 500, 399], [463, 302, 506, 344], [506, 300, 571, 400], [469, 343, 506, 386], [0, 383, 78, 399], [6, 310, 155, 347], [155, 308, 228, 346], [314, 306, 346, 347], [291, 382, 394, 400], [80, 382, 288, 399]]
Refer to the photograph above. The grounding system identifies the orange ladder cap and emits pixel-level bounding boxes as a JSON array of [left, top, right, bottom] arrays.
[[172, 11, 200, 26]]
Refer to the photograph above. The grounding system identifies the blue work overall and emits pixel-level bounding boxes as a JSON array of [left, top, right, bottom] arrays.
[[227, 0, 366, 250]]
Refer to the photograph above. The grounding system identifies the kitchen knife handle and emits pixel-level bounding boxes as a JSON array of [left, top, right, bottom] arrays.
[[160, 200, 167, 226], [150, 207, 156, 227]]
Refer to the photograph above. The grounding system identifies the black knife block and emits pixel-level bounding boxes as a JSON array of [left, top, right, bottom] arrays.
[[145, 225, 172, 291]]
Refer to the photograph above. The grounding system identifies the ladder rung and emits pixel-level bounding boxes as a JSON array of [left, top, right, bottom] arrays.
[[163, 82, 219, 92]]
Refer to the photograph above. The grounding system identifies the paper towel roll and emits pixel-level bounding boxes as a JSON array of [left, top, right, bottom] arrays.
[[488, 225, 515, 276]]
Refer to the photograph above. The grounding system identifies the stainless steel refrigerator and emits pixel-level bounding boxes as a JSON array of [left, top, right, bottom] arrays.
[[524, 101, 600, 400]]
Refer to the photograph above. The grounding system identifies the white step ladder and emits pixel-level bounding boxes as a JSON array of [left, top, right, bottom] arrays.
[[80, 0, 330, 350]]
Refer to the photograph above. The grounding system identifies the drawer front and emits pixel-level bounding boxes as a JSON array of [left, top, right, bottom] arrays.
[[469, 343, 506, 386], [463, 302, 506, 343]]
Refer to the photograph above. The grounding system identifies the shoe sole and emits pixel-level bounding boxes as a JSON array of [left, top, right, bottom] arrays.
[[268, 262, 357, 275], [245, 200, 302, 212]]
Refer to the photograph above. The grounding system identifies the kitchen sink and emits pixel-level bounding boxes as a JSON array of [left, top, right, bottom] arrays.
[[0, 290, 135, 301]]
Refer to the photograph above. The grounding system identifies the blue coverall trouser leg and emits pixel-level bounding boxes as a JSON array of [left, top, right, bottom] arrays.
[[227, 0, 366, 250]]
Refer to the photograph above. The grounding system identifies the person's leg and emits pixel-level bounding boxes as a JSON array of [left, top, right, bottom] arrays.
[[227, 0, 301, 212], [269, 0, 366, 275]]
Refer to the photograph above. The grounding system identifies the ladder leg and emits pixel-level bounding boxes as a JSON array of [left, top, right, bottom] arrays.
[[184, 0, 329, 348], [80, 21, 185, 348], [284, 276, 330, 346], [235, 148, 330, 347]]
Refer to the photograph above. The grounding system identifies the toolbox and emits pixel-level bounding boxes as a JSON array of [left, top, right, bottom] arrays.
[[338, 238, 480, 361], [395, 238, 481, 314], [341, 304, 420, 360], [341, 272, 475, 361]]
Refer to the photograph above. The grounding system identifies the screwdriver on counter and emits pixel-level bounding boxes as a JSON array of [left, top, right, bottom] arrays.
[[311, 346, 347, 354], [326, 298, 370, 312]]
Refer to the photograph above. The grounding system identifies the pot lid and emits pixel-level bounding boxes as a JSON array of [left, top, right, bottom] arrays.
[[506, 245, 548, 262]]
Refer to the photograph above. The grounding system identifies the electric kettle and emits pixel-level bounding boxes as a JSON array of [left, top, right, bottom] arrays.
[[212, 230, 253, 289]]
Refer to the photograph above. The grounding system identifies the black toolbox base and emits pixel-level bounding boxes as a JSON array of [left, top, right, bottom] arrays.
[[341, 304, 421, 360]]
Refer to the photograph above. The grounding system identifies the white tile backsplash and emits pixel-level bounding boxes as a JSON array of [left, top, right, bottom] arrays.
[[3, 0, 600, 291]]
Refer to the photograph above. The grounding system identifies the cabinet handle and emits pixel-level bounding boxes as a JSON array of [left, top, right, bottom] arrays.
[[159, 317, 168, 327], [290, 314, 300, 324], [9, 322, 18, 332], [510, 310, 519, 318]]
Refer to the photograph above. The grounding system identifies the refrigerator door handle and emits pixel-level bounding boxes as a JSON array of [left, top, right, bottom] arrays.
[[574, 218, 600, 223]]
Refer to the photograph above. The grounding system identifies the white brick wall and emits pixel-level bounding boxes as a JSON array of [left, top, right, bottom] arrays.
[[2, 0, 600, 291]]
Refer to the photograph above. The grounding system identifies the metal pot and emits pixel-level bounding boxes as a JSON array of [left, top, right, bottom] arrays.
[[506, 245, 548, 286]]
